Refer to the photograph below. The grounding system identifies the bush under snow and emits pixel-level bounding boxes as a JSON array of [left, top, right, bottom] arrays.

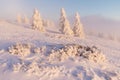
[[8, 43, 31, 57], [33, 46, 46, 54], [13, 61, 66, 77], [49, 44, 106, 63]]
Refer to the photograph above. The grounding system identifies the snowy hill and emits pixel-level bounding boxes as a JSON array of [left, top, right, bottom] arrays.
[[0, 20, 120, 80]]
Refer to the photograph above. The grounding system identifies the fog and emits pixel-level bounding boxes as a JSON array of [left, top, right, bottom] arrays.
[[81, 15, 120, 36], [0, 0, 28, 19]]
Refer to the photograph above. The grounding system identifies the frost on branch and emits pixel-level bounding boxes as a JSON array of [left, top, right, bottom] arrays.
[[59, 8, 73, 35], [8, 43, 31, 57], [26, 61, 40, 76], [73, 12, 85, 39], [32, 8, 45, 32], [49, 44, 106, 63]]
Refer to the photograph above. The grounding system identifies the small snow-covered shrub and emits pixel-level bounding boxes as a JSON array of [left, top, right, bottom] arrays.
[[49, 50, 62, 62], [79, 46, 106, 63], [13, 61, 39, 75], [12, 61, 66, 77], [8, 43, 31, 57], [26, 61, 41, 76], [49, 44, 106, 63], [49, 45, 80, 62], [86, 52, 106, 63], [34, 47, 41, 54], [13, 63, 22, 72], [33, 46, 46, 54]]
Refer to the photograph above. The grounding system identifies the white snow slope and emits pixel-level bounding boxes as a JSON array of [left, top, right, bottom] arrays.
[[0, 20, 120, 80]]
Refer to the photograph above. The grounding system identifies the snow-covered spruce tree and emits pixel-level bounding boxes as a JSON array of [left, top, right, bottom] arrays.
[[17, 14, 22, 24], [108, 34, 116, 41], [43, 19, 54, 27], [59, 8, 73, 35], [73, 12, 85, 39], [24, 15, 29, 24], [8, 43, 31, 58], [98, 32, 104, 38], [32, 9, 45, 32]]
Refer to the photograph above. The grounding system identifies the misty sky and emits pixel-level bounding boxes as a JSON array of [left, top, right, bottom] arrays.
[[0, 0, 120, 21]]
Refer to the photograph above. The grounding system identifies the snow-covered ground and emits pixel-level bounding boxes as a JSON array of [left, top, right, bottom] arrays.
[[0, 20, 120, 80]]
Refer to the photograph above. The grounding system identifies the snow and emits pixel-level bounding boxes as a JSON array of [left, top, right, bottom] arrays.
[[0, 20, 120, 80]]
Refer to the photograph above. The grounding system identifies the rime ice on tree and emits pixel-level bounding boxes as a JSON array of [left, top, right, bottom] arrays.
[[73, 12, 85, 39], [59, 8, 73, 35], [32, 9, 45, 32]]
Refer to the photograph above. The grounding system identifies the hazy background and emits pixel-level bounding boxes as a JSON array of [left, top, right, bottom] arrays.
[[0, 0, 120, 36]]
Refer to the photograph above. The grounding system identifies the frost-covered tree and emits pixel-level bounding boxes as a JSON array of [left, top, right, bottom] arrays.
[[108, 34, 116, 41], [32, 9, 45, 32], [24, 15, 29, 24], [48, 20, 55, 27], [98, 32, 104, 38], [73, 12, 85, 39], [17, 14, 22, 24], [43, 19, 55, 27], [59, 8, 73, 35]]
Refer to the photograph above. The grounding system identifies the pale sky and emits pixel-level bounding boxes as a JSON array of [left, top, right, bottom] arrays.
[[0, 0, 120, 21]]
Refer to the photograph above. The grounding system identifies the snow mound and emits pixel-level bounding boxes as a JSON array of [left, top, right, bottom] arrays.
[[8, 43, 31, 57], [49, 44, 106, 63]]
